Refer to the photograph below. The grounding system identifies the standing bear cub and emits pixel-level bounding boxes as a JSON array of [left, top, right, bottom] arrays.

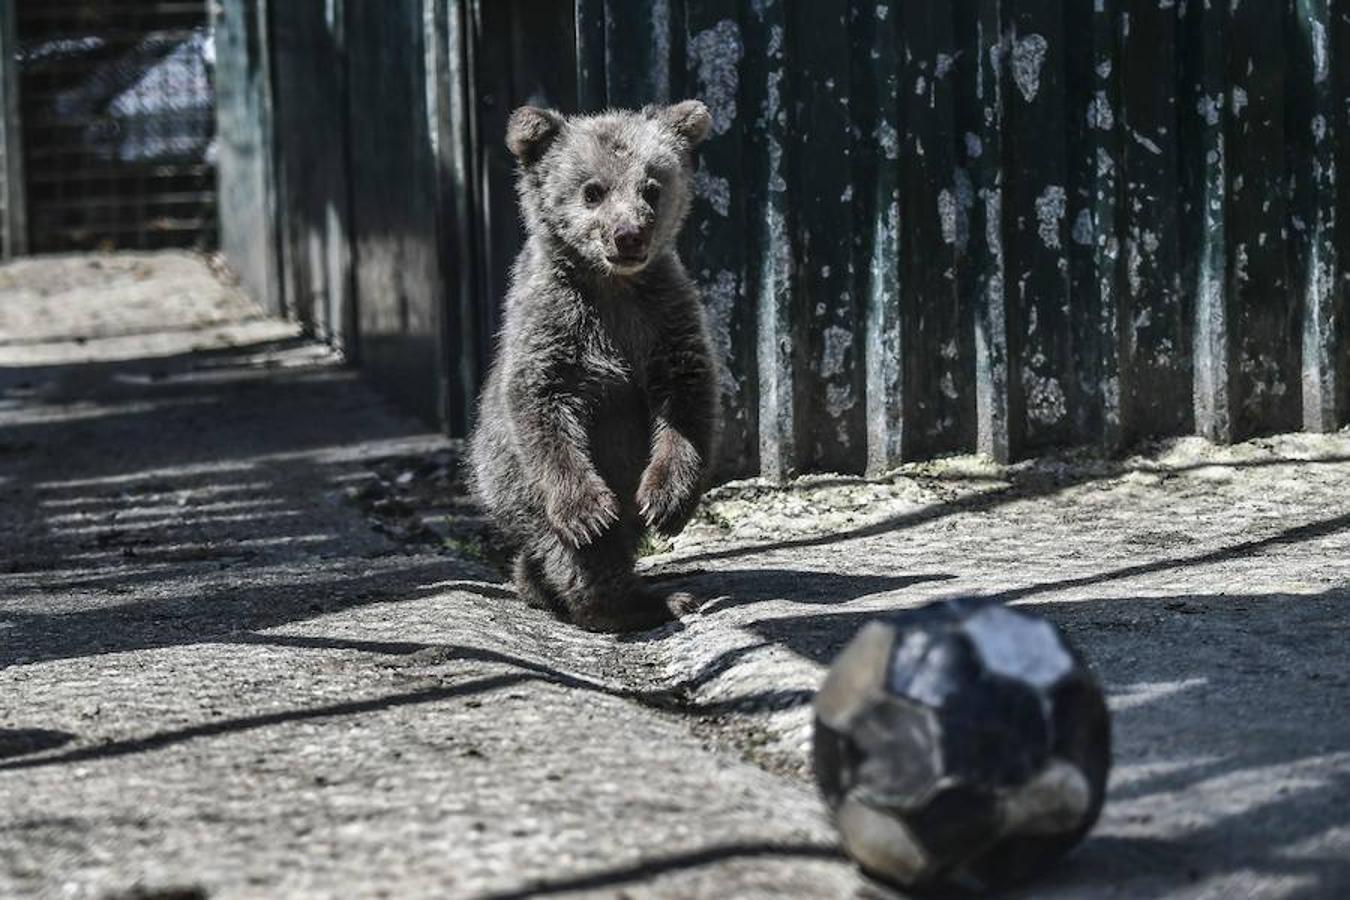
[[470, 101, 718, 633]]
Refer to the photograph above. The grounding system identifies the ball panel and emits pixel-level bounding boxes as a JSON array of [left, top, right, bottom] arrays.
[[936, 672, 1051, 788], [1048, 675, 1111, 832], [889, 629, 983, 709], [836, 795, 935, 888], [902, 781, 1000, 870], [961, 605, 1075, 690], [997, 759, 1093, 836], [851, 697, 944, 811], [815, 620, 897, 731], [811, 716, 863, 810]]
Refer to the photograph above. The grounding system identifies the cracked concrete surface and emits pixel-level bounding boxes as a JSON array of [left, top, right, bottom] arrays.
[[3, 253, 1349, 899]]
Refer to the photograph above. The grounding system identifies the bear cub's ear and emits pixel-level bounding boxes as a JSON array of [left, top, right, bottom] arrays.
[[506, 106, 565, 164], [650, 100, 712, 149]]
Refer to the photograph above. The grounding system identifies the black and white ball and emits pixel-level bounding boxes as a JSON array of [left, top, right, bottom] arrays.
[[813, 598, 1110, 892]]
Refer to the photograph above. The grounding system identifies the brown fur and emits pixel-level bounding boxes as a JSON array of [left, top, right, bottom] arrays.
[[469, 102, 718, 632]]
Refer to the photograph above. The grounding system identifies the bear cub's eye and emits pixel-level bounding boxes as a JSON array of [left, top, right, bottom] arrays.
[[641, 182, 662, 207], [582, 182, 606, 207]]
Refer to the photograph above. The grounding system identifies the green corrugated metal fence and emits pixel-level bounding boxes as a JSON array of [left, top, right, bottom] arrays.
[[214, 0, 1350, 480]]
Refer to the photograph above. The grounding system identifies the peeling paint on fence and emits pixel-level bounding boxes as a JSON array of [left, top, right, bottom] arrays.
[[217, 0, 1350, 479], [687, 20, 742, 136], [593, 0, 1347, 470]]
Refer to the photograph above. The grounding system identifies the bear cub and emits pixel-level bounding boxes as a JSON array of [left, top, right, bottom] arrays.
[[469, 101, 718, 633]]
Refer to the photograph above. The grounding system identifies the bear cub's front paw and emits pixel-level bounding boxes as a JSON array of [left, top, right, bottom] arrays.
[[638, 437, 703, 535], [545, 474, 620, 547]]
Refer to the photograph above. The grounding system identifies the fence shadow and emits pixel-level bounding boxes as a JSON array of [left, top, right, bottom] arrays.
[[474, 841, 845, 900], [670, 453, 1350, 568], [0, 728, 77, 761]]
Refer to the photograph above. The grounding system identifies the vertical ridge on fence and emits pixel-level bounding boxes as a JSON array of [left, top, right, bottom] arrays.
[[269, 0, 353, 348], [215, 0, 281, 316], [743, 0, 795, 479], [685, 2, 757, 476], [958, 0, 1015, 463], [427, 0, 481, 434], [1185, 0, 1232, 444], [0, 0, 26, 259], [1003, 2, 1076, 452], [1289, 0, 1341, 434], [1065, 0, 1125, 451], [344, 0, 447, 424], [856, 1, 905, 472], [1335, 0, 1350, 428], [786, 3, 865, 474], [1121, 1, 1191, 444], [575, 0, 607, 111], [603, 0, 676, 107], [1229, 0, 1299, 439], [898, 2, 976, 461]]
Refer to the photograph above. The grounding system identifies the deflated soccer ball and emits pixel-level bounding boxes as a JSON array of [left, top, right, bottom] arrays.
[[813, 598, 1110, 892]]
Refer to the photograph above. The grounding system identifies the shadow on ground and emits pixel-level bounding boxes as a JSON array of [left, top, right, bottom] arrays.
[[1, 335, 491, 673], [5, 293, 1349, 899]]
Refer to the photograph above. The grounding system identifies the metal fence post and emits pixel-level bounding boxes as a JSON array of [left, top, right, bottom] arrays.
[[0, 0, 27, 259]]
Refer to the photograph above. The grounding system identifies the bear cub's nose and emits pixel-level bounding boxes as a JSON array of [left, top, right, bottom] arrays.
[[613, 223, 649, 260]]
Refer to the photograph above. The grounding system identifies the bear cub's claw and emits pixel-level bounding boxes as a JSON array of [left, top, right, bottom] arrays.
[[545, 474, 620, 547], [637, 439, 702, 535]]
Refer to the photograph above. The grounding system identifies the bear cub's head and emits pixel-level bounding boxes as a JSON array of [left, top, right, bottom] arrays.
[[506, 101, 712, 277]]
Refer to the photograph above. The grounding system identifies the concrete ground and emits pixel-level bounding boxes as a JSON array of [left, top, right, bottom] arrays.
[[2, 252, 1348, 899]]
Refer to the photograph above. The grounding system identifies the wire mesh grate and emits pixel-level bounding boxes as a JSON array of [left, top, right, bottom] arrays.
[[16, 0, 216, 252]]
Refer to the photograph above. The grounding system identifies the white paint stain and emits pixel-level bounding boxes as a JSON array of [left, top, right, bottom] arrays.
[[875, 121, 900, 161], [1128, 237, 1143, 296], [939, 168, 973, 251], [1023, 369, 1068, 425], [1097, 147, 1114, 177], [1035, 185, 1067, 250], [1312, 21, 1329, 83], [1087, 92, 1114, 130], [1132, 130, 1163, 155], [1011, 33, 1049, 103], [688, 20, 743, 136], [1072, 208, 1093, 246], [701, 270, 741, 401], [821, 325, 853, 377], [1197, 93, 1222, 126], [826, 383, 856, 424], [940, 372, 958, 400], [691, 160, 731, 217], [938, 189, 958, 245]]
